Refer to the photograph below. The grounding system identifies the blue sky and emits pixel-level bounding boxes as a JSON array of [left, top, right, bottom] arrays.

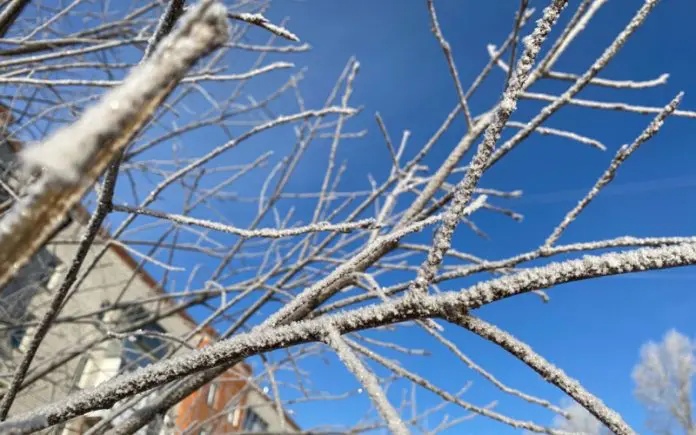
[[247, 0, 696, 433], [7, 0, 696, 432], [98, 0, 696, 432]]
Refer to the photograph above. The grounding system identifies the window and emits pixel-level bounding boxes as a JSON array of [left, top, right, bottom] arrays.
[[119, 307, 170, 371], [0, 250, 59, 316], [227, 408, 241, 426], [243, 410, 269, 432], [225, 393, 242, 426], [120, 323, 169, 370], [0, 249, 59, 354], [0, 131, 19, 205], [9, 325, 27, 349], [207, 383, 217, 406]]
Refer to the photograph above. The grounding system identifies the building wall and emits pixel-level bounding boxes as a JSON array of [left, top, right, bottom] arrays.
[[0, 110, 299, 433], [0, 207, 220, 433], [173, 362, 251, 433], [0, 217, 300, 433], [243, 389, 300, 433], [171, 367, 301, 434], [169, 337, 300, 434]]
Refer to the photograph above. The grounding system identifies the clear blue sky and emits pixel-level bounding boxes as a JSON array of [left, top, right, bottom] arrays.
[[12, 0, 695, 432], [246, 1, 696, 433]]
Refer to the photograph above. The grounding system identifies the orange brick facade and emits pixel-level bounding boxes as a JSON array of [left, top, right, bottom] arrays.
[[173, 337, 252, 433]]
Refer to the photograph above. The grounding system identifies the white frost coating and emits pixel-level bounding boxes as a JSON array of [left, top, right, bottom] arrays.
[[456, 315, 634, 435], [235, 13, 300, 42], [0, 413, 49, 434], [545, 0, 609, 69], [112, 204, 379, 238], [491, 0, 663, 167], [6, 242, 696, 433], [407, 195, 487, 295], [266, 214, 445, 326], [19, 0, 229, 183], [351, 338, 560, 433], [506, 120, 606, 151], [543, 93, 682, 248], [406, 0, 568, 298], [324, 327, 409, 435]]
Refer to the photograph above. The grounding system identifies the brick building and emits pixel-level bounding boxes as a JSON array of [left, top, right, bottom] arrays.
[[171, 337, 300, 433], [0, 104, 299, 433]]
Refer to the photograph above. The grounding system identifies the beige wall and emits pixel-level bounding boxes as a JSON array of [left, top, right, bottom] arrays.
[[2, 218, 205, 431], [243, 389, 300, 433], [0, 135, 299, 432]]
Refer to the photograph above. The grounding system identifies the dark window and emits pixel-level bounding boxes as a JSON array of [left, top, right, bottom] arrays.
[[9, 323, 29, 349], [243, 410, 269, 432], [0, 138, 19, 204], [0, 250, 58, 355], [1, 250, 59, 316], [119, 307, 170, 371]]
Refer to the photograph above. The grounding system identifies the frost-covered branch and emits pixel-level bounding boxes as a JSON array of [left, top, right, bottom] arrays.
[[0, 0, 229, 290], [112, 204, 380, 238], [543, 92, 683, 248], [4, 241, 696, 432], [228, 12, 300, 42], [1, 0, 694, 432], [447, 315, 634, 435], [323, 327, 409, 434]]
